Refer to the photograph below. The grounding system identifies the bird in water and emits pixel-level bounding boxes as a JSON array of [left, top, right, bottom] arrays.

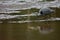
[[39, 7, 55, 15]]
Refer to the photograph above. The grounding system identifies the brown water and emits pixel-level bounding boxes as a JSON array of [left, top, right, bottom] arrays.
[[0, 8, 60, 40]]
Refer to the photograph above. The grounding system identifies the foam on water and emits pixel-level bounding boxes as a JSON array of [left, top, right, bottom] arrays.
[[0, 0, 60, 20], [7, 18, 60, 23], [0, 0, 60, 10]]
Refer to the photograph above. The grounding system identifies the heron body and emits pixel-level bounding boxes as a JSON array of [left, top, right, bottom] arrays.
[[39, 8, 54, 15]]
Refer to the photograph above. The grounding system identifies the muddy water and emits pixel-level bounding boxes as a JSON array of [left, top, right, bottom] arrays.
[[0, 21, 60, 40], [0, 8, 60, 40]]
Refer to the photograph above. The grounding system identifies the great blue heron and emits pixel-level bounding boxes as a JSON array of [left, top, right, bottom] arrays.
[[39, 8, 55, 15]]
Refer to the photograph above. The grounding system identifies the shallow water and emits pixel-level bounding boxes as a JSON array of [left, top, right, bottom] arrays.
[[0, 0, 60, 40], [0, 8, 60, 40], [0, 21, 60, 40]]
